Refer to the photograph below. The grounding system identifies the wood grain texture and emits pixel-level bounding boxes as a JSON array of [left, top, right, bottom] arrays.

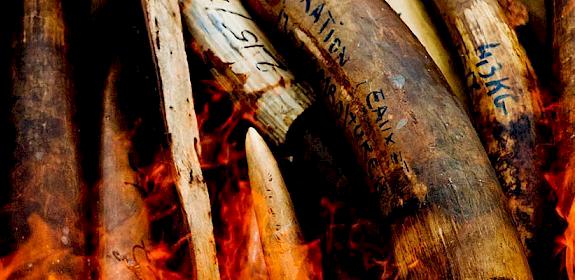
[[97, 62, 152, 279], [6, 0, 87, 277], [140, 0, 220, 278], [246, 128, 316, 280], [244, 0, 532, 278], [180, 0, 314, 146], [385, 0, 468, 109], [431, 0, 546, 256]]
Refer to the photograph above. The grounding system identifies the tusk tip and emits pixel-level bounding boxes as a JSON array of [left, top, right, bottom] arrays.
[[245, 127, 262, 150]]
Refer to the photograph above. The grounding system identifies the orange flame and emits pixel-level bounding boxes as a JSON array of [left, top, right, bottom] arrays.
[[217, 181, 268, 280], [195, 79, 270, 279], [195, 77, 326, 278], [95, 150, 196, 279], [544, 100, 575, 279], [0, 214, 84, 280], [546, 165, 575, 279]]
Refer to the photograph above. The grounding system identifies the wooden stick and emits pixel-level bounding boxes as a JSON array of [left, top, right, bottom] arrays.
[[384, 0, 468, 108], [246, 128, 316, 280], [430, 0, 546, 256], [97, 62, 153, 279], [6, 0, 87, 277], [244, 0, 532, 278], [140, 0, 220, 278], [180, 0, 314, 146]]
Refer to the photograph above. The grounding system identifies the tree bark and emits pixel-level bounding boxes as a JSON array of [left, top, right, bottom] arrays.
[[244, 0, 532, 279], [430, 0, 546, 256], [246, 128, 317, 280], [140, 0, 220, 278], [5, 0, 88, 277]]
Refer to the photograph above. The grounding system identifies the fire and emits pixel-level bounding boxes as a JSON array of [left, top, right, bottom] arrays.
[[0, 72, 394, 279], [216, 181, 268, 280], [127, 153, 200, 279], [546, 164, 575, 279], [0, 68, 324, 279], [139, 155, 179, 223], [95, 149, 196, 279], [544, 100, 575, 279], [195, 79, 269, 279], [0, 214, 83, 280], [195, 78, 325, 279]]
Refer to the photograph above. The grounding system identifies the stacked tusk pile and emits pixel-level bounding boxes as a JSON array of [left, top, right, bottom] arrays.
[[179, 0, 365, 207], [244, 0, 532, 278], [1, 0, 564, 278]]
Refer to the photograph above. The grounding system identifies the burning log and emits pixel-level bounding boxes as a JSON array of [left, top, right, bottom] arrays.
[[180, 0, 313, 146], [140, 0, 220, 278], [550, 0, 575, 278], [430, 0, 546, 256], [97, 62, 153, 279], [4, 0, 87, 277], [384, 0, 468, 108], [245, 128, 316, 279], [244, 0, 532, 278]]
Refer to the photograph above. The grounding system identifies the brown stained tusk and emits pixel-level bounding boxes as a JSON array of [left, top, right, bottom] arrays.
[[6, 0, 88, 278], [97, 62, 153, 280], [385, 0, 469, 110], [430, 0, 546, 257]]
